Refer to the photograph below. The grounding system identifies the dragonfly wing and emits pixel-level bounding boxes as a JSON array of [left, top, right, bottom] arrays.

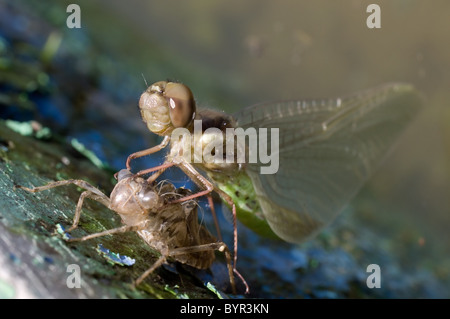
[[233, 83, 423, 243]]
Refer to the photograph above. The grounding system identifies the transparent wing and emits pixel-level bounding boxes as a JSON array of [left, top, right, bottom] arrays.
[[233, 83, 423, 243]]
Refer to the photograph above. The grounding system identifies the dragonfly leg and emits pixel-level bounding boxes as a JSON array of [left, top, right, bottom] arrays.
[[132, 161, 175, 180], [69, 191, 110, 232], [17, 180, 110, 232], [172, 162, 247, 292], [134, 254, 167, 287], [146, 166, 167, 183], [172, 161, 221, 237], [170, 242, 237, 294], [211, 187, 249, 293], [126, 135, 170, 170], [67, 222, 147, 242], [171, 184, 223, 244], [171, 187, 223, 244], [135, 242, 239, 294], [135, 160, 224, 242], [206, 194, 223, 242]]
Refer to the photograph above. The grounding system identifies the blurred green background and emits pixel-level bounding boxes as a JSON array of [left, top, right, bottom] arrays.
[[1, 0, 449, 298]]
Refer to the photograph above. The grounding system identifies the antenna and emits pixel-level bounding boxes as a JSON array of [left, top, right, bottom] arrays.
[[141, 73, 149, 87]]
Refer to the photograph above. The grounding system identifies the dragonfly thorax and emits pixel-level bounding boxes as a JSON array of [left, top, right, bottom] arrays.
[[167, 121, 243, 173]]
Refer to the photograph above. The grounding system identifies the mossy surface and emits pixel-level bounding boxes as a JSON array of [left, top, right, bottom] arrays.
[[0, 122, 220, 299], [1, 1, 449, 299]]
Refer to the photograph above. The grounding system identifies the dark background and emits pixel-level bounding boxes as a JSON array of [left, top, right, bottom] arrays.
[[1, 0, 449, 298]]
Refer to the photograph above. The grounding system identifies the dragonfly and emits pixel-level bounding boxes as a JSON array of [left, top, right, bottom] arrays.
[[126, 81, 422, 252], [17, 169, 238, 294]]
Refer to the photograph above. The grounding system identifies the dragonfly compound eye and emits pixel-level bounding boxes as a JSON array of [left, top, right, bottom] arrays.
[[165, 82, 196, 128]]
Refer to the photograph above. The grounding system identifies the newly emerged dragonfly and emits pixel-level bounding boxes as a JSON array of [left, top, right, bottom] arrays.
[[126, 81, 422, 245], [17, 169, 238, 293]]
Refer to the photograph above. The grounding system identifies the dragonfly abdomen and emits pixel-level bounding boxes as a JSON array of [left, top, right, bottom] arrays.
[[208, 170, 280, 240]]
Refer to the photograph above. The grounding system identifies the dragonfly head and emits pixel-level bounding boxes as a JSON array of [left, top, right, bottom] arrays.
[[139, 81, 196, 136]]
